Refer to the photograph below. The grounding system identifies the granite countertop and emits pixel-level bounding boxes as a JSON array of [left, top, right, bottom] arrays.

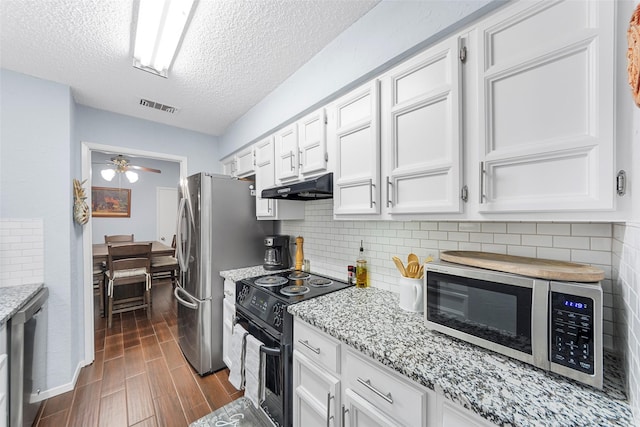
[[288, 287, 634, 427], [220, 265, 290, 283], [0, 283, 45, 325]]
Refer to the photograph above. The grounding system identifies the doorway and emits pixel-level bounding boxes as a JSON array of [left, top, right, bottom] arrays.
[[81, 141, 188, 366]]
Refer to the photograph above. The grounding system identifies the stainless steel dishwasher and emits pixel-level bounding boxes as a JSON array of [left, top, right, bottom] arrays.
[[8, 288, 48, 427]]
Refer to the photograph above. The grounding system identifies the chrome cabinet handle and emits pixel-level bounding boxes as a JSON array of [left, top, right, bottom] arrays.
[[326, 393, 334, 427], [479, 161, 485, 204], [299, 149, 303, 168], [268, 200, 272, 213], [368, 179, 375, 209], [342, 404, 348, 426], [290, 151, 295, 171], [356, 377, 393, 404], [297, 339, 320, 354], [386, 176, 392, 208]]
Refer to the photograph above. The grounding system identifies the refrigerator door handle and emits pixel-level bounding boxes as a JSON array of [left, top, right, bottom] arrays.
[[174, 286, 198, 310], [176, 197, 192, 272]]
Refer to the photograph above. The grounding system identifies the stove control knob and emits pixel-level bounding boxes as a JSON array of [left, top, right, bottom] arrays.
[[273, 303, 283, 328], [237, 285, 249, 303]]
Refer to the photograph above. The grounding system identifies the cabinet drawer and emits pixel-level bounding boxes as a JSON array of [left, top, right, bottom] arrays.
[[294, 318, 341, 373], [344, 349, 426, 426]]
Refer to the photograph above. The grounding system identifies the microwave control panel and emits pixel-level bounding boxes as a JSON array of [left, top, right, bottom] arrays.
[[549, 292, 594, 374]]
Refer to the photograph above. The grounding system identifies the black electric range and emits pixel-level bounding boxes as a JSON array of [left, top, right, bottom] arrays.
[[234, 271, 351, 427]]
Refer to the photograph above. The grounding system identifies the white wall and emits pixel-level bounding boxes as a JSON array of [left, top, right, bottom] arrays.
[[219, 0, 501, 158], [90, 152, 180, 244]]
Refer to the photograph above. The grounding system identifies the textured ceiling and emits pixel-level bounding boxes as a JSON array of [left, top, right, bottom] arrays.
[[0, 0, 379, 136]]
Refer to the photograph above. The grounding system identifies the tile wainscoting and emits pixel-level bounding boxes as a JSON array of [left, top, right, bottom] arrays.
[[280, 199, 639, 417], [614, 222, 640, 422], [0, 218, 44, 287]]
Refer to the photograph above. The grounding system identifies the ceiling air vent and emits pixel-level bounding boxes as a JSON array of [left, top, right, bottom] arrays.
[[139, 98, 177, 114]]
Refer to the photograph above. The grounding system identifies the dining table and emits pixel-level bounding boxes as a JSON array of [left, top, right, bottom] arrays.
[[92, 240, 175, 265]]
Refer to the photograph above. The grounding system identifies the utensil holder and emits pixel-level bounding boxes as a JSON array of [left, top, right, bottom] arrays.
[[398, 276, 424, 313]]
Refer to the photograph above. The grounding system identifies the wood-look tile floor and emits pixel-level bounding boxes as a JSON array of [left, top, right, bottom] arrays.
[[33, 281, 242, 427]]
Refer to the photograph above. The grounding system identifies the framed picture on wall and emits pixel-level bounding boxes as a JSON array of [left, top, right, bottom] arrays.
[[91, 187, 131, 218]]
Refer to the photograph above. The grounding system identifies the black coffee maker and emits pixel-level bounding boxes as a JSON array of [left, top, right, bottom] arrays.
[[263, 235, 291, 270]]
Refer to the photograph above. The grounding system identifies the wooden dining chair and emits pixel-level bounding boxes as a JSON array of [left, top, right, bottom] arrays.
[[105, 243, 152, 327], [92, 261, 105, 316], [150, 235, 179, 288], [104, 234, 134, 243]]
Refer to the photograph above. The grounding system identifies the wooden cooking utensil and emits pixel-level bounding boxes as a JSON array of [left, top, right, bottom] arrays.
[[408, 253, 419, 264], [406, 261, 420, 278], [417, 264, 424, 278], [392, 256, 407, 277]]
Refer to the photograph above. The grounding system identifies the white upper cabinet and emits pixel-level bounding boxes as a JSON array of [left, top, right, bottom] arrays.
[[476, 0, 615, 213], [234, 145, 255, 178], [255, 135, 305, 220], [298, 108, 328, 177], [275, 123, 300, 183], [331, 80, 381, 216], [381, 36, 463, 215], [221, 155, 236, 177]]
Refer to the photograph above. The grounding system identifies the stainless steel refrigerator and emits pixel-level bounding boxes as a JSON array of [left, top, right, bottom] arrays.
[[174, 173, 273, 375]]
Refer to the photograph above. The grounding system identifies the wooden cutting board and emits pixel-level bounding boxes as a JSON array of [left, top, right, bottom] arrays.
[[440, 251, 604, 282]]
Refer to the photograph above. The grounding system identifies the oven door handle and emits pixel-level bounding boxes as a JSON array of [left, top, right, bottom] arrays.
[[260, 345, 281, 356]]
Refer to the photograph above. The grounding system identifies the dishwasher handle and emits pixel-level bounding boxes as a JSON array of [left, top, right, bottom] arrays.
[[11, 288, 49, 325]]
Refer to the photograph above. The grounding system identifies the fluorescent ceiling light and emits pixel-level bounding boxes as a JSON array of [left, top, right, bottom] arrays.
[[133, 0, 195, 78]]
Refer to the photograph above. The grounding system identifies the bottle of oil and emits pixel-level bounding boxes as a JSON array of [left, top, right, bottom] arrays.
[[355, 240, 369, 288]]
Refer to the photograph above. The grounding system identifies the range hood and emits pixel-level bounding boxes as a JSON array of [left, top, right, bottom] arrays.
[[261, 173, 333, 201]]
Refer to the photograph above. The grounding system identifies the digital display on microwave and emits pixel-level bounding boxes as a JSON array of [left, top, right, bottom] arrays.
[[564, 300, 587, 310]]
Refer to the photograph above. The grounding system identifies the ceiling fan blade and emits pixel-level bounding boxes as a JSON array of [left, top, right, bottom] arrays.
[[128, 165, 162, 173]]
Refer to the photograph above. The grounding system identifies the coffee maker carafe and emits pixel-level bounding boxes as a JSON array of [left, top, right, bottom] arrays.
[[264, 235, 290, 271]]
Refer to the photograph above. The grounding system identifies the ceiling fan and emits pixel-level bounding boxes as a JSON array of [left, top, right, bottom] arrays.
[[95, 155, 161, 183]]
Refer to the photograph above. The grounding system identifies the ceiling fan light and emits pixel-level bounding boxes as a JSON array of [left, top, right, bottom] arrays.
[[101, 168, 116, 181], [125, 171, 139, 183], [133, 0, 195, 77]]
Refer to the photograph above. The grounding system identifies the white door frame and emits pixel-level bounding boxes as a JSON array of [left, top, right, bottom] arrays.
[[156, 186, 179, 243], [81, 141, 188, 365]]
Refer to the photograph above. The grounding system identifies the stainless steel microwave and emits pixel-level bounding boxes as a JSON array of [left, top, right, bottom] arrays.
[[424, 261, 603, 389]]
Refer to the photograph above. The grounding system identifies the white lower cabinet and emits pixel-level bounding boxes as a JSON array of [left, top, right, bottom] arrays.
[[222, 279, 235, 369], [293, 318, 503, 427], [293, 351, 341, 427]]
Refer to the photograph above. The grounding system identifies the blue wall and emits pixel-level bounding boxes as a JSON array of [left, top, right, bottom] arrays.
[[1, 68, 77, 389], [219, 0, 501, 157], [76, 105, 220, 175]]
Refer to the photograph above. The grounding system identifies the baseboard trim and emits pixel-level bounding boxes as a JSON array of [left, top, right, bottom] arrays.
[[35, 359, 84, 401]]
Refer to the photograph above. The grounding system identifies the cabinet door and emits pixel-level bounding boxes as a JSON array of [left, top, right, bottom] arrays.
[[221, 156, 236, 177], [438, 398, 494, 427], [477, 0, 615, 212], [299, 108, 328, 177], [222, 296, 234, 369], [235, 146, 255, 178], [293, 351, 340, 427], [275, 123, 299, 183], [342, 389, 401, 427], [382, 36, 462, 214], [332, 80, 381, 215], [255, 136, 277, 218]]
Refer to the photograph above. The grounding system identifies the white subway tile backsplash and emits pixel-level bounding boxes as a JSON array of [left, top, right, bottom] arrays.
[[494, 233, 521, 245], [507, 222, 537, 234], [0, 218, 44, 287], [553, 236, 590, 250], [537, 223, 571, 236], [481, 222, 507, 233], [459, 222, 481, 232], [521, 234, 553, 247], [572, 223, 612, 237]]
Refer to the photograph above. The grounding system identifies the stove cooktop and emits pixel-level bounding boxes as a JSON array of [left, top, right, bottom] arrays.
[[241, 270, 351, 304]]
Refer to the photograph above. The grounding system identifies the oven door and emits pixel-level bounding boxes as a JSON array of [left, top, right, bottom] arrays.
[[425, 268, 549, 368], [235, 310, 291, 427]]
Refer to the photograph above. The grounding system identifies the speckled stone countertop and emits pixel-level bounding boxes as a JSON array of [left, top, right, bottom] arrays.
[[0, 283, 44, 325], [289, 287, 634, 427], [220, 265, 290, 283]]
